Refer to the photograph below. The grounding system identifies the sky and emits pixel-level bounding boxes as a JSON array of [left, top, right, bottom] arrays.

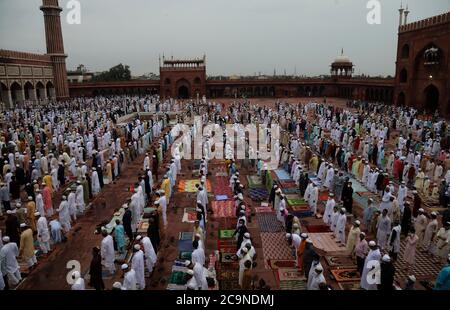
[[0, 0, 449, 76]]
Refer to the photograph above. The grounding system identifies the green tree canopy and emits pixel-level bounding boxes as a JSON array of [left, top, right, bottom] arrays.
[[92, 63, 131, 81]]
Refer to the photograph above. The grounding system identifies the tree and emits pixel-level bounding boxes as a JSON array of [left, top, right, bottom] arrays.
[[92, 63, 131, 81]]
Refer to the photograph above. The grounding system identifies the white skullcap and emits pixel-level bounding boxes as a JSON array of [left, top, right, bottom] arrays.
[[355, 220, 361, 225], [418, 208, 424, 212], [6, 210, 13, 214], [431, 211, 437, 216], [112, 282, 122, 289], [242, 247, 249, 253], [184, 260, 191, 267], [301, 233, 308, 238], [197, 200, 202, 204], [238, 193, 244, 200], [286, 233, 292, 239], [408, 275, 416, 282], [382, 254, 391, 262], [28, 196, 33, 200], [121, 264, 128, 270], [2, 236, 10, 243], [244, 232, 250, 238], [123, 204, 129, 209], [135, 235, 142, 241], [20, 223, 26, 228], [369, 241, 376, 247], [34, 212, 40, 217], [341, 208, 346, 212], [186, 269, 194, 276], [134, 244, 141, 250], [315, 265, 323, 271]]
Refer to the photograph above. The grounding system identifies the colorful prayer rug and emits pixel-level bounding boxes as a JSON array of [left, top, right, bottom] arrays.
[[213, 176, 233, 197], [305, 224, 331, 233], [221, 253, 238, 263], [178, 179, 212, 192], [256, 213, 284, 232], [275, 169, 292, 181], [278, 268, 304, 281], [182, 208, 197, 223], [268, 259, 297, 270], [318, 190, 329, 202], [249, 187, 269, 201], [282, 187, 300, 194], [247, 175, 263, 188], [255, 206, 273, 213], [178, 251, 192, 260], [219, 229, 235, 239], [179, 231, 193, 241], [177, 239, 193, 252], [215, 195, 229, 201], [290, 204, 310, 212], [212, 200, 235, 218], [260, 232, 294, 260], [330, 268, 361, 282], [279, 279, 307, 290], [308, 233, 348, 253], [169, 271, 188, 285], [287, 198, 306, 206], [325, 255, 355, 268]]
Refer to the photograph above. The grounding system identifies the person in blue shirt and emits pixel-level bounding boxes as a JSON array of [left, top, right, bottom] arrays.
[[434, 254, 450, 290]]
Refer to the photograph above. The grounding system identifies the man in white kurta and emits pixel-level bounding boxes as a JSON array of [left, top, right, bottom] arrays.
[[360, 241, 381, 290], [68, 189, 77, 222], [121, 264, 137, 290], [35, 190, 45, 217], [57, 196, 71, 232], [91, 168, 100, 196], [37, 214, 51, 254], [101, 229, 116, 274], [142, 236, 157, 273], [376, 209, 391, 251], [335, 208, 347, 244], [0, 237, 22, 285], [307, 264, 326, 290], [323, 194, 335, 225], [75, 182, 85, 214], [131, 244, 145, 290]]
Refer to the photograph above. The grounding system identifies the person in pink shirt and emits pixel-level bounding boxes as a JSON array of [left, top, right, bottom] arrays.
[[355, 232, 369, 275]]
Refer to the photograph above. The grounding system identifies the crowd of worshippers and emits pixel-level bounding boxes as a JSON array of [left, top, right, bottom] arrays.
[[0, 95, 185, 290]]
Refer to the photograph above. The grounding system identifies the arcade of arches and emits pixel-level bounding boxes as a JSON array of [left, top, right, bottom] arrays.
[[0, 80, 55, 108]]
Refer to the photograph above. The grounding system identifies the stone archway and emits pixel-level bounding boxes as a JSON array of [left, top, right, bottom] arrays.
[[423, 84, 439, 113], [24, 81, 35, 100], [176, 79, 190, 99], [10, 81, 23, 103]]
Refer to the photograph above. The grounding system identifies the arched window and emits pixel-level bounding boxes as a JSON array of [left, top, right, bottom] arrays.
[[401, 44, 409, 59], [400, 68, 408, 83]]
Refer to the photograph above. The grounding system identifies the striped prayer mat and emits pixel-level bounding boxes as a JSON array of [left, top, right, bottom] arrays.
[[308, 233, 348, 253], [279, 279, 307, 290], [278, 268, 304, 281], [212, 200, 235, 218], [178, 179, 212, 192], [256, 213, 284, 233], [219, 229, 235, 240], [247, 175, 263, 188], [260, 232, 294, 260], [182, 208, 197, 223], [330, 268, 360, 282], [213, 176, 233, 196], [275, 169, 292, 180]]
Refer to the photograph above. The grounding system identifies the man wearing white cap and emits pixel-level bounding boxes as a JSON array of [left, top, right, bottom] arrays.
[[19, 223, 37, 270], [37, 212, 51, 254], [67, 188, 77, 222], [0, 236, 22, 286], [240, 232, 252, 251], [388, 221, 401, 261], [307, 264, 326, 290], [376, 209, 391, 251], [346, 220, 361, 254], [435, 222, 450, 263], [422, 211, 438, 252], [309, 184, 319, 216], [35, 189, 45, 218], [71, 271, 85, 290], [414, 208, 427, 244], [238, 247, 251, 287], [141, 235, 157, 274], [323, 193, 335, 225], [379, 254, 395, 291], [157, 191, 167, 228], [100, 228, 116, 275], [121, 263, 137, 290], [131, 243, 145, 289], [191, 239, 205, 267], [335, 208, 347, 245], [91, 168, 101, 196], [360, 241, 381, 290], [57, 196, 71, 233]]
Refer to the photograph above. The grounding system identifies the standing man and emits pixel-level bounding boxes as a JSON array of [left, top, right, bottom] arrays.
[[100, 228, 116, 275]]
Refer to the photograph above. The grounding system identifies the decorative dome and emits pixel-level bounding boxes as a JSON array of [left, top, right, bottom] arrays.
[[333, 49, 352, 64]]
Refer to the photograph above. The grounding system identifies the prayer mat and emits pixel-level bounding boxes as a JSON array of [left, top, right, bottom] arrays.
[[357, 191, 375, 198], [221, 252, 238, 263], [318, 190, 329, 202], [348, 177, 366, 193], [218, 238, 237, 250], [282, 187, 300, 194], [193, 159, 202, 170], [290, 204, 310, 212], [268, 259, 297, 270], [213, 176, 233, 197], [260, 232, 294, 260], [178, 179, 212, 192], [219, 229, 235, 239], [218, 269, 239, 281], [249, 187, 269, 201], [275, 169, 292, 181], [182, 208, 197, 223], [255, 206, 273, 213], [179, 231, 193, 241], [215, 195, 229, 201], [308, 233, 348, 253], [291, 210, 314, 218], [353, 193, 370, 209], [247, 175, 263, 188], [325, 255, 355, 268], [177, 239, 193, 253], [330, 268, 361, 282], [178, 251, 192, 260], [278, 268, 304, 282], [393, 239, 444, 282], [287, 198, 306, 206], [279, 279, 307, 290], [305, 224, 331, 233], [211, 200, 235, 218], [338, 282, 361, 290], [256, 213, 284, 233], [137, 220, 149, 233], [169, 271, 188, 285]]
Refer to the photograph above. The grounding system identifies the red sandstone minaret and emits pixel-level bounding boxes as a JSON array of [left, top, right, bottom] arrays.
[[40, 0, 69, 100]]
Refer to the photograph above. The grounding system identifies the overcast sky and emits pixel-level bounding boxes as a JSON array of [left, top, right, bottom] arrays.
[[0, 0, 448, 76]]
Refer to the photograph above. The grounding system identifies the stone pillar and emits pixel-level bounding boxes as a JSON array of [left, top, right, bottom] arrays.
[[28, 88, 37, 101], [1, 89, 13, 108]]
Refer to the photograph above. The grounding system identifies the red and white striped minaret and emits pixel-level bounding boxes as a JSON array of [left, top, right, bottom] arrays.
[[40, 0, 69, 100]]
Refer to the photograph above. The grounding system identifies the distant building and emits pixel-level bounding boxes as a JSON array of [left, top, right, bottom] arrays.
[[67, 64, 94, 83]]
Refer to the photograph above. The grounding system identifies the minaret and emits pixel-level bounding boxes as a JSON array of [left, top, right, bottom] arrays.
[[40, 0, 69, 100], [403, 5, 410, 25], [398, 2, 404, 27]]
